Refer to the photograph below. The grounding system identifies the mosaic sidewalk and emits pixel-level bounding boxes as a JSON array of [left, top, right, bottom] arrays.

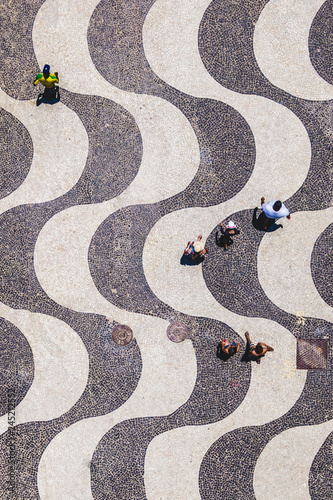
[[0, 0, 332, 499]]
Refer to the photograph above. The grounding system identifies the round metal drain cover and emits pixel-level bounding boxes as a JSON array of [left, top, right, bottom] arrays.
[[112, 325, 133, 346], [167, 322, 189, 343]]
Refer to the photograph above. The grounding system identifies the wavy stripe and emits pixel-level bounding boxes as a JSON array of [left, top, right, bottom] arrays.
[[0, 316, 33, 416], [253, 420, 333, 500], [309, 430, 333, 499], [0, 303, 89, 434], [38, 313, 196, 499], [311, 222, 333, 308], [258, 208, 333, 322], [143, 0, 311, 198], [0, 88, 88, 210], [0, 107, 33, 199], [198, 368, 333, 500], [32, 0, 200, 205], [144, 324, 306, 499], [253, 0, 333, 100]]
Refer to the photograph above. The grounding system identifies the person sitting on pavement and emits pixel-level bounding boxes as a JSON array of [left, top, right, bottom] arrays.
[[184, 235, 208, 260], [245, 331, 274, 364], [192, 235, 208, 260]]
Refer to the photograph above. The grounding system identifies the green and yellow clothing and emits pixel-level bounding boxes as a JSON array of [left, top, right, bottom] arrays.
[[33, 73, 58, 88]]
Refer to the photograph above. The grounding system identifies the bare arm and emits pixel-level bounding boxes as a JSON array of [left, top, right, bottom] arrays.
[[261, 343, 274, 352]]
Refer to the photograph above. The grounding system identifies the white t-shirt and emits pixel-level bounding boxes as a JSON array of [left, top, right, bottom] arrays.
[[262, 200, 289, 219]]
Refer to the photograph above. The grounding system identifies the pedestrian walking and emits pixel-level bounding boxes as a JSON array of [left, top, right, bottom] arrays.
[[34, 64, 60, 102], [217, 220, 240, 250], [244, 331, 274, 364], [217, 338, 240, 360], [260, 197, 290, 230]]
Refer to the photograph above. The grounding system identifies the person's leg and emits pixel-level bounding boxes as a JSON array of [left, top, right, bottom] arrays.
[[262, 215, 270, 230], [43, 86, 54, 100], [242, 332, 253, 361], [260, 197, 271, 230], [266, 217, 275, 230]]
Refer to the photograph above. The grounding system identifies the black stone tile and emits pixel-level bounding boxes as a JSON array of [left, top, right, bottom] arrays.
[[0, 0, 43, 100], [309, 0, 333, 85], [0, 318, 34, 417], [0, 108, 33, 199], [311, 223, 333, 308], [199, 370, 333, 499], [309, 431, 333, 500]]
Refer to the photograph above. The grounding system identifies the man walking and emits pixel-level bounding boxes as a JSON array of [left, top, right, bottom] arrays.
[[33, 64, 59, 101], [244, 331, 274, 364]]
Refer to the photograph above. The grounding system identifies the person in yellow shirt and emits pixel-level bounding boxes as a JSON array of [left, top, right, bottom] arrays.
[[34, 64, 59, 101]]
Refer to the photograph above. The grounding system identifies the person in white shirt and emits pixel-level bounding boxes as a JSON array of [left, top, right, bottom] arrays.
[[260, 197, 290, 230]]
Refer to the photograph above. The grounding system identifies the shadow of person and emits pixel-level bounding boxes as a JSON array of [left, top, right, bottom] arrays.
[[252, 208, 283, 233], [215, 230, 234, 250], [266, 222, 283, 232], [215, 231, 224, 247], [241, 341, 252, 362], [180, 254, 205, 266], [36, 87, 60, 107]]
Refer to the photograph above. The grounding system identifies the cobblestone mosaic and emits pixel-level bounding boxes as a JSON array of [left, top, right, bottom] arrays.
[[0, 0, 332, 498]]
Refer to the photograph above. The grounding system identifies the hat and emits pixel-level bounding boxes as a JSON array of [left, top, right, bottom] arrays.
[[193, 241, 204, 253], [226, 221, 236, 229], [43, 64, 50, 76]]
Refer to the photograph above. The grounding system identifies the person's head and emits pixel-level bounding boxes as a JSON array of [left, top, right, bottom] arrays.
[[255, 344, 263, 354], [193, 241, 204, 253], [43, 64, 50, 77], [228, 345, 237, 356], [273, 200, 282, 212], [226, 221, 236, 229]]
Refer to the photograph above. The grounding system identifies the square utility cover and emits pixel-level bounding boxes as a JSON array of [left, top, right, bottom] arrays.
[[296, 339, 328, 370]]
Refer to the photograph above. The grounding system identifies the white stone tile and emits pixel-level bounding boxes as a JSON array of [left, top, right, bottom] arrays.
[[258, 208, 333, 322], [144, 324, 306, 500], [254, 0, 333, 100], [253, 420, 333, 500], [0, 88, 88, 209], [0, 303, 89, 433]]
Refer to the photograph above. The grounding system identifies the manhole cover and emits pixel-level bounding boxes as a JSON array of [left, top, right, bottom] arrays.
[[296, 339, 328, 369], [167, 322, 189, 343], [111, 325, 133, 346]]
